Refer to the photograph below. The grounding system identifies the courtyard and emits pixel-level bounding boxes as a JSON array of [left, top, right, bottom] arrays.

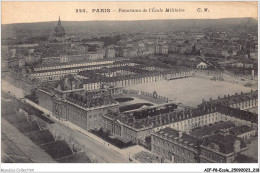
[[125, 77, 252, 107]]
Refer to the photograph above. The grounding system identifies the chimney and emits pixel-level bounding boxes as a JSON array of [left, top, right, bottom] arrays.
[[178, 131, 183, 139], [228, 94, 230, 97], [210, 97, 212, 101], [233, 140, 241, 153], [218, 96, 220, 99], [241, 92, 243, 94], [251, 90, 253, 92]]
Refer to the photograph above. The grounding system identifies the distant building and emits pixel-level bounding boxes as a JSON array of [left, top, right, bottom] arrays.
[[105, 48, 116, 59], [154, 44, 168, 55], [161, 45, 169, 55], [54, 16, 66, 42], [28, 58, 128, 81]]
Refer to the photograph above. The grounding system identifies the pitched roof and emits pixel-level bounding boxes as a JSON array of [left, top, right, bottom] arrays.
[[154, 127, 201, 149], [190, 121, 236, 138], [201, 134, 247, 154], [204, 91, 257, 106], [229, 125, 254, 136], [218, 106, 257, 123]]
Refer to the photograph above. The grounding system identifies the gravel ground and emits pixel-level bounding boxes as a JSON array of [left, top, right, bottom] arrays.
[[125, 77, 252, 107]]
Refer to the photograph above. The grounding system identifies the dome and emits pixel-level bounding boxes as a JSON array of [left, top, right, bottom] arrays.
[[54, 16, 65, 38], [55, 25, 65, 34]]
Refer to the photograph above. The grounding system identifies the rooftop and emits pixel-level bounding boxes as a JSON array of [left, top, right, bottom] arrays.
[[229, 125, 255, 136], [218, 106, 257, 123], [109, 104, 218, 130], [190, 121, 236, 138], [66, 91, 117, 109], [33, 57, 126, 69], [201, 133, 247, 155], [154, 127, 201, 149], [203, 90, 257, 106]]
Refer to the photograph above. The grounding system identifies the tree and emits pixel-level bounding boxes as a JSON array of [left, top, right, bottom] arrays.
[[25, 89, 39, 104]]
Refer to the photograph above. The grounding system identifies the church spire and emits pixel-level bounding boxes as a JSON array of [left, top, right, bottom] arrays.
[[58, 16, 61, 25]]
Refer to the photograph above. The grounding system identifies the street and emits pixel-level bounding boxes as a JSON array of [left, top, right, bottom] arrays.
[[48, 117, 131, 163]]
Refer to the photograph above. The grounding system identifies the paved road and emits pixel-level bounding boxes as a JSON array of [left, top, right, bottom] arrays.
[[49, 118, 131, 163]]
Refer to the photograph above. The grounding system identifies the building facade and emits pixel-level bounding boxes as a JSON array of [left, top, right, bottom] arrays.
[[152, 128, 248, 163]]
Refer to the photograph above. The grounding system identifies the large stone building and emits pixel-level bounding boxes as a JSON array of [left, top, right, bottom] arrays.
[[102, 102, 178, 144], [36, 75, 119, 131], [199, 133, 248, 163], [29, 59, 131, 81], [151, 127, 248, 163], [102, 91, 258, 146], [203, 90, 258, 110], [105, 47, 116, 59], [149, 91, 258, 163], [54, 16, 66, 42], [80, 68, 192, 91]]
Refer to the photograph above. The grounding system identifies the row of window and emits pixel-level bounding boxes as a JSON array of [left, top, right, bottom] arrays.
[[201, 150, 224, 163], [154, 113, 220, 132], [35, 60, 113, 71], [153, 143, 194, 162], [32, 63, 132, 79]]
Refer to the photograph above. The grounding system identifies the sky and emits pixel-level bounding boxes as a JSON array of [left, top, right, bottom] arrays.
[[1, 1, 258, 24]]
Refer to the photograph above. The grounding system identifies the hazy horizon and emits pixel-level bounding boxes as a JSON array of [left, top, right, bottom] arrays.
[[2, 1, 258, 25], [2, 17, 258, 25]]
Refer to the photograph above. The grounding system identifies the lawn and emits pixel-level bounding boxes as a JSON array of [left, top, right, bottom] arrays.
[[125, 77, 252, 107]]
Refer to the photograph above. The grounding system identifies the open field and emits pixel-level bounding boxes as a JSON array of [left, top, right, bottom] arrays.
[[125, 77, 252, 107]]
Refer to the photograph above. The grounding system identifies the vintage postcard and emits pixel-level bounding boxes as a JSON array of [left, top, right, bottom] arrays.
[[1, 1, 259, 173]]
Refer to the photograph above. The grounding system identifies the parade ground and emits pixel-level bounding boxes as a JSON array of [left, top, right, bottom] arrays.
[[125, 77, 252, 107]]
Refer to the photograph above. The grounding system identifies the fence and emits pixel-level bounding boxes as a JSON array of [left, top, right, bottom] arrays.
[[123, 89, 169, 102]]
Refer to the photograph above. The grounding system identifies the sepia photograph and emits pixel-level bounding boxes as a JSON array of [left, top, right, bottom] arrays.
[[0, 1, 259, 172]]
